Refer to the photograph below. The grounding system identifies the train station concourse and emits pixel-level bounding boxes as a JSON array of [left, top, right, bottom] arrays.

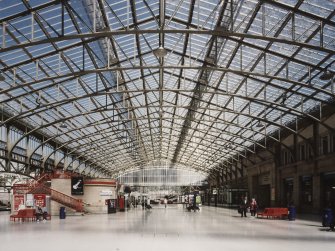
[[1, 0, 335, 250]]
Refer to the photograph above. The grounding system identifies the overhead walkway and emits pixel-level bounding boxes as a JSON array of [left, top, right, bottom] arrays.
[[1, 205, 334, 251]]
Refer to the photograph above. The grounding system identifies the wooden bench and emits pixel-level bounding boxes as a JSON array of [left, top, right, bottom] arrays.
[[10, 209, 51, 222], [257, 207, 289, 219]]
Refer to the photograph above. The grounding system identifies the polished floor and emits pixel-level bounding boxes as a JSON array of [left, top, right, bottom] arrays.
[[1, 205, 334, 251]]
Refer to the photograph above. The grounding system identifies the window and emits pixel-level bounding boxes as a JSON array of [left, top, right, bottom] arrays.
[[320, 135, 329, 155], [299, 144, 306, 161], [307, 144, 313, 160], [301, 176, 313, 205], [282, 150, 292, 165]]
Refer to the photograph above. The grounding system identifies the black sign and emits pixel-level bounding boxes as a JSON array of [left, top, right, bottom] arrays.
[[71, 177, 84, 195]]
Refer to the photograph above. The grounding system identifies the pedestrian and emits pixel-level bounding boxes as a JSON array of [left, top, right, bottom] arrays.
[[35, 206, 43, 221], [250, 198, 257, 216], [239, 196, 248, 217], [164, 197, 168, 208]]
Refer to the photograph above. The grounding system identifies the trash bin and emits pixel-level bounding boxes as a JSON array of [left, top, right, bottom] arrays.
[[322, 208, 333, 227], [59, 207, 66, 219], [288, 206, 296, 221]]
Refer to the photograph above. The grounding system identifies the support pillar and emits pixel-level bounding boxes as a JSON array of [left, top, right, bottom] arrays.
[[313, 174, 321, 213]]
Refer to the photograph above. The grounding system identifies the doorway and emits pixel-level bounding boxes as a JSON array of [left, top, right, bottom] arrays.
[[257, 184, 270, 209]]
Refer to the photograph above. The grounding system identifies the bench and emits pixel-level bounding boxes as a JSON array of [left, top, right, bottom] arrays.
[[257, 207, 289, 219], [10, 209, 51, 222], [10, 209, 36, 222]]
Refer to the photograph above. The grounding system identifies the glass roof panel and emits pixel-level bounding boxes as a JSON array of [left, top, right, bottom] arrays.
[[1, 0, 334, 176]]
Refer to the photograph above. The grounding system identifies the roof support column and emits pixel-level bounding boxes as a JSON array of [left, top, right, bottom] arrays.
[[159, 0, 165, 156]]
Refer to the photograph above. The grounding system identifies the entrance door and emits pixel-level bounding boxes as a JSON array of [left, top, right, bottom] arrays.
[[258, 185, 270, 209], [322, 173, 335, 209], [283, 178, 294, 206]]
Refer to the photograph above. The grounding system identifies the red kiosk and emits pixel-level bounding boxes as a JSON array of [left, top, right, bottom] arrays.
[[118, 195, 125, 212]]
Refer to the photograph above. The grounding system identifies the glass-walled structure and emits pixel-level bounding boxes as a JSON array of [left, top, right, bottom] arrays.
[[117, 160, 206, 186]]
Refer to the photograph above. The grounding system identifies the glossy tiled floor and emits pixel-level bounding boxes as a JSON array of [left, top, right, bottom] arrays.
[[1, 205, 334, 251]]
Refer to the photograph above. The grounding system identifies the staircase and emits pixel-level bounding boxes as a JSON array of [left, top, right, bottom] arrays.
[[25, 173, 84, 213]]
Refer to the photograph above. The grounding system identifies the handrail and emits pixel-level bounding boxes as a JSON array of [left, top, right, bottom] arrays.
[[14, 172, 84, 212], [49, 187, 83, 212]]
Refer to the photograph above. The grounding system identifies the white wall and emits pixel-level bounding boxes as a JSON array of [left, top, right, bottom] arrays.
[[50, 178, 116, 215]]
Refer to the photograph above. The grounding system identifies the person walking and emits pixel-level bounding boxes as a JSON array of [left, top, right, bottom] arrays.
[[164, 198, 168, 208], [239, 196, 248, 217], [250, 198, 257, 216]]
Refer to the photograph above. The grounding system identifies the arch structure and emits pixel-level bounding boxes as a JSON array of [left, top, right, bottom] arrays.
[[0, 0, 334, 185]]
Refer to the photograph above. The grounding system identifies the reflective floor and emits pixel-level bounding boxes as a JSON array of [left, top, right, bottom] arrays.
[[1, 205, 334, 251]]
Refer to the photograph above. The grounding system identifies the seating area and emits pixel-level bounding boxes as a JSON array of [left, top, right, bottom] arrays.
[[256, 208, 289, 219], [10, 209, 51, 222]]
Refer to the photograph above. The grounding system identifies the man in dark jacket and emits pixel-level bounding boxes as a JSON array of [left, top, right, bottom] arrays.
[[239, 196, 248, 217]]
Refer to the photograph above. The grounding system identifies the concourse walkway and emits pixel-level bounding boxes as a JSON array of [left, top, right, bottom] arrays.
[[0, 206, 334, 251]]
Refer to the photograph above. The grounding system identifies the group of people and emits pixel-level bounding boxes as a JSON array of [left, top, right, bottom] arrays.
[[35, 206, 48, 221], [239, 196, 258, 217]]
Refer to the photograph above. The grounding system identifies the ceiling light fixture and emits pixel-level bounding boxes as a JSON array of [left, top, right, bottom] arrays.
[[60, 122, 67, 129], [280, 93, 287, 105], [153, 46, 167, 58], [255, 121, 265, 128], [0, 72, 5, 81], [319, 69, 333, 81]]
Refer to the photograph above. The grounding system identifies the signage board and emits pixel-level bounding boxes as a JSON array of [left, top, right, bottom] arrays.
[[71, 177, 84, 195], [26, 194, 34, 207], [34, 194, 46, 207], [100, 190, 113, 196], [14, 194, 25, 211]]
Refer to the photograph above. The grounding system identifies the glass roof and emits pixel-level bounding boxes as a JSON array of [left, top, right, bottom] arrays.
[[0, 0, 334, 177]]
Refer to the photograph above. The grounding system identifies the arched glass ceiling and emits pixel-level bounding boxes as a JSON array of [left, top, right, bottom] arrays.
[[0, 0, 334, 177]]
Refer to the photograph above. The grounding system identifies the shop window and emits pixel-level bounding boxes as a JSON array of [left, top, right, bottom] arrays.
[[301, 176, 313, 205]]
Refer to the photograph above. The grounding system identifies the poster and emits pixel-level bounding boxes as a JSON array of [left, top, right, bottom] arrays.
[[26, 194, 34, 207], [14, 194, 25, 211], [34, 194, 46, 207], [71, 177, 84, 195]]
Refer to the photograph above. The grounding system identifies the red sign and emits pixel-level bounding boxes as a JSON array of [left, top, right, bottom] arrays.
[[34, 194, 46, 207], [14, 195, 25, 211]]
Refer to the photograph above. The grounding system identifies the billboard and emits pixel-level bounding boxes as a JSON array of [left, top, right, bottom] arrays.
[[71, 177, 84, 195]]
